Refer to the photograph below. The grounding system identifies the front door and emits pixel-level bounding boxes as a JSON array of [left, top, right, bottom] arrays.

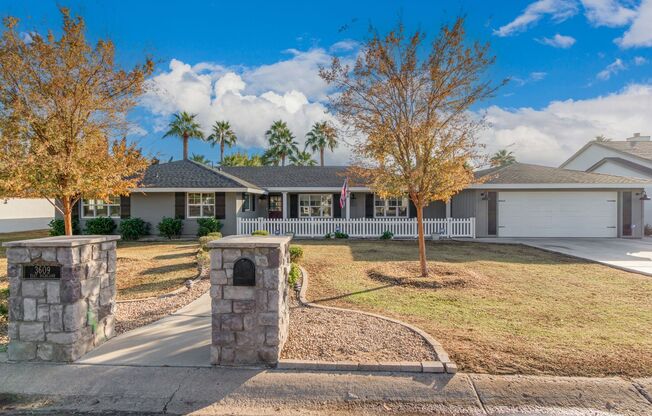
[[268, 194, 283, 219]]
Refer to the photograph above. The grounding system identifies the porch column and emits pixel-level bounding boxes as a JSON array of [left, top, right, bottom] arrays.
[[445, 201, 452, 218], [345, 192, 351, 219], [282, 192, 288, 219]]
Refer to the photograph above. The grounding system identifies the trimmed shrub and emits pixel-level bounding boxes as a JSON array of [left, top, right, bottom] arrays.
[[48, 218, 80, 236], [380, 230, 394, 240], [199, 233, 222, 251], [84, 217, 116, 235], [207, 232, 223, 238], [334, 231, 349, 239], [289, 245, 303, 263], [645, 224, 652, 236], [118, 218, 150, 241], [288, 263, 300, 288], [157, 217, 183, 239], [252, 229, 270, 236], [196, 218, 223, 237], [324, 232, 332, 239]]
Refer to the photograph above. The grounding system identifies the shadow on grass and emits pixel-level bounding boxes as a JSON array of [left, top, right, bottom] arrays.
[[153, 252, 194, 261], [296, 239, 591, 266], [141, 262, 196, 275], [309, 283, 396, 304]]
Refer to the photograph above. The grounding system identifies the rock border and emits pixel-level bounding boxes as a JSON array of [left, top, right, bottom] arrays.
[[277, 266, 457, 374]]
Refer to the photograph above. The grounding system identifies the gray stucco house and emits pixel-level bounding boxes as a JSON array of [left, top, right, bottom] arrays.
[[68, 159, 650, 239]]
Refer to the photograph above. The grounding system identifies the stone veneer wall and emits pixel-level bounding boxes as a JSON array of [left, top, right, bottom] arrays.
[[208, 236, 291, 366], [5, 236, 119, 362]]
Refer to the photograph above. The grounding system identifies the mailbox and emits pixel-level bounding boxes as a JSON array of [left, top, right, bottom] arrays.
[[233, 258, 255, 286]]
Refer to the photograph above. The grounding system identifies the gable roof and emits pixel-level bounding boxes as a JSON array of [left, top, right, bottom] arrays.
[[560, 140, 652, 168], [474, 163, 651, 186], [138, 160, 261, 190], [586, 157, 652, 178], [220, 166, 350, 188]]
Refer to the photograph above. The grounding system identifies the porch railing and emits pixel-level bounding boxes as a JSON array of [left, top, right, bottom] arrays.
[[237, 217, 475, 239]]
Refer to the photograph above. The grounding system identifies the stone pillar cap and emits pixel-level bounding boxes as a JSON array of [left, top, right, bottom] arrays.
[[207, 235, 292, 249], [2, 235, 121, 248]]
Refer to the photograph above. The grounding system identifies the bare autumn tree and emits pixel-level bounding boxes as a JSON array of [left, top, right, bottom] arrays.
[[321, 18, 504, 276], [0, 8, 153, 235]]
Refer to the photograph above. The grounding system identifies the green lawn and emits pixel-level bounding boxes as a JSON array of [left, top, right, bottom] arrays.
[[299, 239, 652, 377]]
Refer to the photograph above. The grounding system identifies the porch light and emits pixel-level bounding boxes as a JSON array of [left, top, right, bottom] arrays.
[[481, 192, 488, 201], [639, 191, 650, 201]]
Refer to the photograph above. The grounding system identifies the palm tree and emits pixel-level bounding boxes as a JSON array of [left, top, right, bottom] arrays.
[[265, 120, 299, 166], [207, 120, 237, 164], [190, 153, 211, 165], [162, 112, 204, 160], [595, 134, 611, 142], [490, 149, 516, 167], [290, 151, 317, 166], [305, 121, 338, 166]]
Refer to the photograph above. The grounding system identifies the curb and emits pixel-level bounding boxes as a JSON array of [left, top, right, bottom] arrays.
[[290, 265, 457, 374]]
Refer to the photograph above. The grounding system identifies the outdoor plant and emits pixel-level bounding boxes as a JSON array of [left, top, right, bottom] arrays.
[[645, 224, 652, 236], [84, 217, 117, 235], [196, 217, 222, 237], [289, 245, 303, 263], [252, 229, 270, 236], [380, 230, 394, 240], [48, 218, 79, 236], [118, 217, 150, 240], [334, 231, 349, 239], [157, 217, 183, 239], [288, 263, 300, 288], [199, 233, 222, 251], [324, 232, 332, 239]]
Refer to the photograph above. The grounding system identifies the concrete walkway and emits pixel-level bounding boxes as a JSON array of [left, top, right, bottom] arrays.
[[471, 237, 652, 276], [1, 362, 650, 415], [77, 292, 211, 367]]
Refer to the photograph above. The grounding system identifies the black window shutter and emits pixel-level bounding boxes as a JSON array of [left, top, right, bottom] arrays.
[[252, 194, 256, 212], [409, 199, 417, 218], [215, 192, 226, 219], [175, 192, 185, 219], [333, 193, 341, 218], [120, 195, 131, 219], [290, 194, 298, 218], [365, 193, 374, 218]]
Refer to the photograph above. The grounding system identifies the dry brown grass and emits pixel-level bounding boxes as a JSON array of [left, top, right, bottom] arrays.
[[300, 239, 652, 377]]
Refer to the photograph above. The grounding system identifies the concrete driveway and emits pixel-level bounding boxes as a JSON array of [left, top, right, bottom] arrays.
[[474, 237, 652, 276]]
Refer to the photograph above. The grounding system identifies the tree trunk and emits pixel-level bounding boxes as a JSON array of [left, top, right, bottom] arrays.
[[183, 134, 189, 160], [62, 197, 73, 236], [220, 141, 225, 163], [281, 155, 286, 166], [320, 148, 324, 166], [416, 203, 428, 277]]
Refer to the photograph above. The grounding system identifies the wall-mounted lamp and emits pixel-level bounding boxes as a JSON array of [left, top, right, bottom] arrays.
[[259, 194, 268, 201], [639, 191, 650, 201], [350, 193, 356, 200], [481, 192, 488, 201]]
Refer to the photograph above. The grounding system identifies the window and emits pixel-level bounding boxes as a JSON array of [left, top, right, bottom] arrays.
[[374, 196, 408, 217], [242, 193, 254, 212], [82, 197, 121, 218], [299, 194, 332, 218], [187, 193, 215, 218]]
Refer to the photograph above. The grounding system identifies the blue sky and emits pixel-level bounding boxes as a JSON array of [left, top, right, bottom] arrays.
[[3, 0, 652, 165]]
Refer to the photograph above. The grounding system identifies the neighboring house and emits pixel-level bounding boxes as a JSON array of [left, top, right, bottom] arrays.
[[560, 133, 652, 229], [0, 198, 55, 233], [64, 159, 649, 239]]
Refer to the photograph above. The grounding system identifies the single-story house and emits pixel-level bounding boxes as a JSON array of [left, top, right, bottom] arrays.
[[0, 198, 54, 233], [64, 159, 650, 239], [560, 133, 652, 227]]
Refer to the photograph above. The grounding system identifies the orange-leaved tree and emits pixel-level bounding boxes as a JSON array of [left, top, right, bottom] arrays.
[[321, 18, 504, 276], [0, 8, 153, 235]]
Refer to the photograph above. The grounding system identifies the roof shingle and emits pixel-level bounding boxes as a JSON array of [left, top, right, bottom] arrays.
[[475, 163, 651, 185], [220, 166, 350, 188], [139, 160, 254, 189]]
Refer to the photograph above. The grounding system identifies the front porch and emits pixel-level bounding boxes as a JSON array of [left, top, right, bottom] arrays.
[[237, 217, 476, 238]]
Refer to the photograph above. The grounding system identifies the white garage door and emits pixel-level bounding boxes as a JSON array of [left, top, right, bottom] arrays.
[[498, 191, 618, 237]]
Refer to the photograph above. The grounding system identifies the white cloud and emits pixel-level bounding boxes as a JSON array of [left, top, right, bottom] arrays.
[[596, 58, 626, 79], [512, 71, 548, 86], [581, 0, 637, 27], [618, 0, 652, 47], [140, 49, 355, 164], [479, 83, 652, 165], [329, 39, 358, 52], [536, 33, 577, 48], [529, 71, 548, 81], [494, 0, 579, 37], [634, 56, 648, 65]]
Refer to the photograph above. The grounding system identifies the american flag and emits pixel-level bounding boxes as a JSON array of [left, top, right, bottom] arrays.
[[339, 177, 348, 209]]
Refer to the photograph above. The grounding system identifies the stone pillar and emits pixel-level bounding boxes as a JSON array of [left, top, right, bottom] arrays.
[[208, 235, 291, 366], [4, 235, 119, 362]]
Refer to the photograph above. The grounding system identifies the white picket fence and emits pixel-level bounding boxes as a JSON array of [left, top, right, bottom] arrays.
[[237, 217, 475, 239]]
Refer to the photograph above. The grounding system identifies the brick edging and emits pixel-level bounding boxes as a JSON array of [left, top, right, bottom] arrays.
[[291, 266, 457, 374]]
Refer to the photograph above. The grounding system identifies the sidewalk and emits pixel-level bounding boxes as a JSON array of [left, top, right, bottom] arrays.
[[0, 361, 650, 415]]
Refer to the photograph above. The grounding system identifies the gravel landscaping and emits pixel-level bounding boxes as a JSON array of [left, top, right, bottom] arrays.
[[115, 279, 210, 334], [281, 303, 437, 362]]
